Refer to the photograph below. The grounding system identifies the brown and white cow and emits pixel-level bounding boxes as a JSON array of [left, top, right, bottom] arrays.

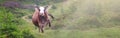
[[32, 5, 53, 33]]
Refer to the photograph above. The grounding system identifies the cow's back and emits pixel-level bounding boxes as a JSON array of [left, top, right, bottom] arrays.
[[32, 12, 39, 27]]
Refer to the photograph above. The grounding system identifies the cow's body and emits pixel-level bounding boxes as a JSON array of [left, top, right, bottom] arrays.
[[32, 6, 50, 33]]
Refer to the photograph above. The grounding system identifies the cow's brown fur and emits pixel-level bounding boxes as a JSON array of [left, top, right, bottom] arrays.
[[32, 6, 51, 33]]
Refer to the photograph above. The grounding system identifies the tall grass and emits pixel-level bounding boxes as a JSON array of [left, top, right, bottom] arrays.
[[32, 27, 120, 38], [1, 0, 120, 38]]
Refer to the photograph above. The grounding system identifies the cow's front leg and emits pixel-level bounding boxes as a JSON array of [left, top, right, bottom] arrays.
[[38, 23, 41, 32], [40, 24, 44, 33], [38, 23, 44, 33]]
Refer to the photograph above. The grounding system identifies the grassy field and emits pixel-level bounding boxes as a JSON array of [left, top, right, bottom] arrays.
[[0, 0, 120, 38], [18, 0, 120, 38]]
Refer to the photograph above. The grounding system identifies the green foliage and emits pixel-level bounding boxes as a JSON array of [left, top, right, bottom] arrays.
[[0, 7, 21, 38], [22, 30, 34, 38], [0, 0, 6, 3], [0, 7, 34, 38], [1, 0, 120, 38], [0, 24, 22, 38]]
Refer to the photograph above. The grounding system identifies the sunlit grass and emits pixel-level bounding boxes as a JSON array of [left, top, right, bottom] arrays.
[[29, 26, 120, 38], [18, 0, 120, 38]]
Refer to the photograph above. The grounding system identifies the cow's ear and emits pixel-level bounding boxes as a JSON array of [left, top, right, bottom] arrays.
[[45, 6, 48, 10], [35, 8, 39, 12]]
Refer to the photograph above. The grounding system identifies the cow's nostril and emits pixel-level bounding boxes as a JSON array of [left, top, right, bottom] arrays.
[[40, 13, 44, 16]]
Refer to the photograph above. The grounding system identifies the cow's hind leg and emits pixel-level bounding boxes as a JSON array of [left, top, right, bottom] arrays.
[[48, 20, 51, 27], [46, 20, 51, 27]]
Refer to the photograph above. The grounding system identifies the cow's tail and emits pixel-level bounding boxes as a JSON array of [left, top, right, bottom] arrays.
[[48, 14, 54, 19]]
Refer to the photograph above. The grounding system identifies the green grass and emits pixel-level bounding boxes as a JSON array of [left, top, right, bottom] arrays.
[[13, 0, 120, 38], [29, 26, 120, 38]]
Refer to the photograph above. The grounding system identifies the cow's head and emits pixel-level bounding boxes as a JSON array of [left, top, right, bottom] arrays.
[[38, 6, 48, 16]]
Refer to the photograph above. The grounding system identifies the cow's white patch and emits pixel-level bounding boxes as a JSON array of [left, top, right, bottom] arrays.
[[39, 7, 45, 14], [39, 7, 45, 16]]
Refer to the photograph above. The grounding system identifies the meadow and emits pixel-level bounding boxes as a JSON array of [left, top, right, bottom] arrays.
[[0, 0, 120, 38]]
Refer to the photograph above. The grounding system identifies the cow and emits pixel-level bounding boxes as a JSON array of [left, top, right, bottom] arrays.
[[32, 5, 54, 33]]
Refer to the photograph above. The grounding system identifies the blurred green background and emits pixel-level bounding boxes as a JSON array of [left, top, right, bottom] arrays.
[[0, 0, 120, 38]]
